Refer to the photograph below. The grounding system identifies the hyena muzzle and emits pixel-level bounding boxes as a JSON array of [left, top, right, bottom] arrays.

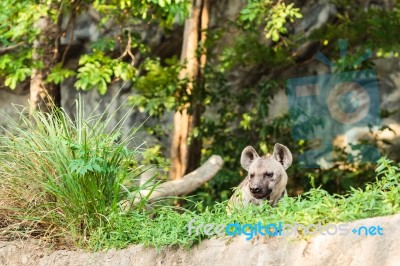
[[227, 143, 292, 211]]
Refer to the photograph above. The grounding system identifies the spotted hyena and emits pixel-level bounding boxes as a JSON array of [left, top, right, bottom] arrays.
[[227, 143, 293, 211]]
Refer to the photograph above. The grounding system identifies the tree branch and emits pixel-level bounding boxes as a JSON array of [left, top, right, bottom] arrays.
[[117, 30, 135, 65], [139, 155, 224, 202], [0, 42, 24, 55]]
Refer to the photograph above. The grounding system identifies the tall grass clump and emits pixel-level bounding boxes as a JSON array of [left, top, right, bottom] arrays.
[[0, 99, 151, 244]]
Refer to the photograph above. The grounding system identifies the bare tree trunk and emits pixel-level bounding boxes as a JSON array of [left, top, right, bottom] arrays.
[[30, 10, 61, 113], [187, 0, 210, 173], [169, 0, 211, 180]]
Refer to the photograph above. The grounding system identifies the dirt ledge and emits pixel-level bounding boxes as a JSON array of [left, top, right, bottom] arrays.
[[1, 213, 399, 266]]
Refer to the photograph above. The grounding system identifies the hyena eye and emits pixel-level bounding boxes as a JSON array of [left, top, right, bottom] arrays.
[[250, 174, 255, 178], [264, 172, 273, 178]]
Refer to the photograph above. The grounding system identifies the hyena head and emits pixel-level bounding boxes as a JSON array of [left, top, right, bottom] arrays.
[[241, 143, 292, 200]]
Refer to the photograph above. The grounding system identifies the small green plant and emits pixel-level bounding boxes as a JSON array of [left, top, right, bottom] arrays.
[[0, 97, 152, 244]]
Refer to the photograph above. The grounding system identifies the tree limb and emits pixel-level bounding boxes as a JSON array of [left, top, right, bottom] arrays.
[[140, 155, 224, 202], [0, 42, 24, 55], [117, 30, 135, 65]]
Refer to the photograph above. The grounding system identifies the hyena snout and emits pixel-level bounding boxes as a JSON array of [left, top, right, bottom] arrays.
[[249, 186, 262, 194], [249, 185, 272, 197]]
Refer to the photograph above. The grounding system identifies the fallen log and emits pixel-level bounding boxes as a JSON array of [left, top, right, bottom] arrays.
[[140, 155, 223, 202]]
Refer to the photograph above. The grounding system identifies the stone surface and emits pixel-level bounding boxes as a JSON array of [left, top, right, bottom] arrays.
[[1, 213, 399, 266]]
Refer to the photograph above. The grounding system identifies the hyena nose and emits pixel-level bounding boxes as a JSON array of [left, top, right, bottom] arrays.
[[250, 187, 262, 194]]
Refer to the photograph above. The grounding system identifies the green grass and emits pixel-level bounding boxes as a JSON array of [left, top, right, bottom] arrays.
[[88, 157, 400, 250], [0, 98, 153, 244]]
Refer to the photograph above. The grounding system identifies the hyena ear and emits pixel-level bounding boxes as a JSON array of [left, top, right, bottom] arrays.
[[273, 143, 293, 170], [241, 146, 259, 171]]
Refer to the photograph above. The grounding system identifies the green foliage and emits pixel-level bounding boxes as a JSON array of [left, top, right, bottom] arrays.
[[0, 1, 43, 89], [264, 3, 302, 42], [71, 0, 187, 94], [93, 0, 188, 28], [0, 1, 41, 44], [141, 144, 170, 174], [0, 98, 152, 243], [0, 0, 189, 92], [129, 57, 185, 117], [217, 32, 292, 71], [124, 1, 300, 121], [4, 66, 31, 89], [88, 157, 400, 249], [0, 50, 39, 89], [312, 1, 400, 56], [75, 52, 136, 95], [90, 37, 117, 52], [239, 0, 302, 42], [47, 63, 76, 84]]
